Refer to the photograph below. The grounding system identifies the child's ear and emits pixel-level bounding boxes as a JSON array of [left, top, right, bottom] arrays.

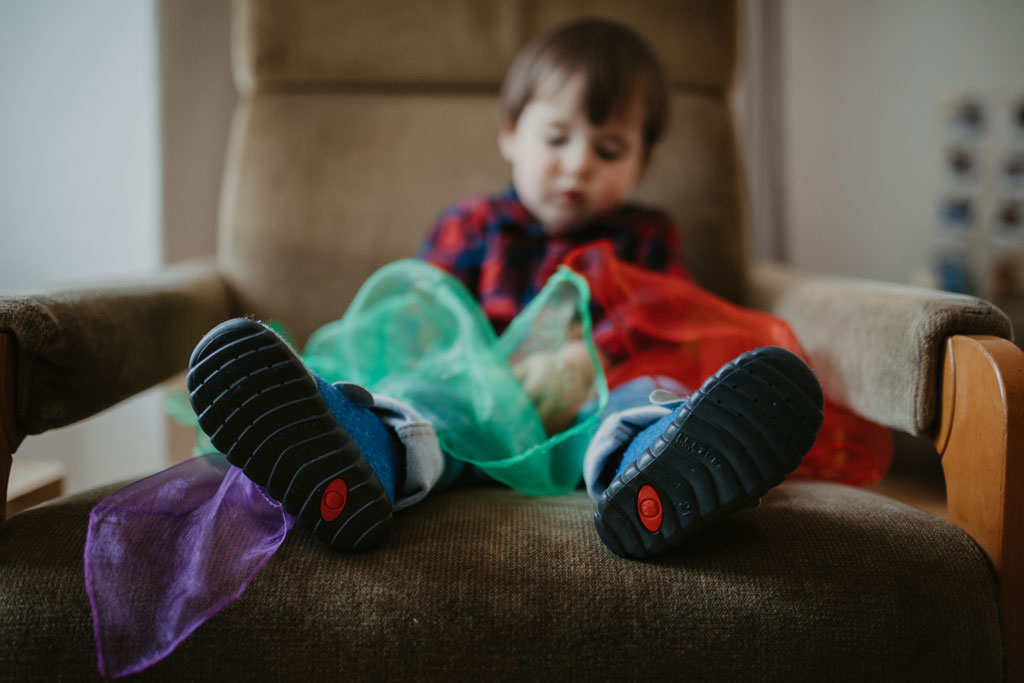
[[498, 125, 517, 163]]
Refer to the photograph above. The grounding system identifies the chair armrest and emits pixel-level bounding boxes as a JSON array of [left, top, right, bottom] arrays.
[[0, 262, 239, 439], [751, 263, 1021, 677], [1, 262, 241, 522], [748, 261, 1012, 436]]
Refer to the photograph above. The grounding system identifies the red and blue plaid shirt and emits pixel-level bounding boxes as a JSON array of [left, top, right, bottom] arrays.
[[419, 186, 688, 334]]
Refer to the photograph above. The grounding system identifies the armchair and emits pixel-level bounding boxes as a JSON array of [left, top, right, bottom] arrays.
[[1, 1, 1020, 680]]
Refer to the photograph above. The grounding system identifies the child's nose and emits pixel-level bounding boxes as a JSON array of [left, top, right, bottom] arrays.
[[561, 139, 594, 178]]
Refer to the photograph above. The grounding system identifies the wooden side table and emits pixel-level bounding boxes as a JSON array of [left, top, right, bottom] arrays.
[[5, 458, 64, 518]]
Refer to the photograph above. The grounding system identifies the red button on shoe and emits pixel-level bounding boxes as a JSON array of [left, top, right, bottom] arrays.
[[320, 478, 348, 522], [637, 485, 663, 533]]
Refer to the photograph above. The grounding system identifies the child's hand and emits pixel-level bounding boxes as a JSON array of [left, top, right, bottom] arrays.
[[512, 340, 598, 434]]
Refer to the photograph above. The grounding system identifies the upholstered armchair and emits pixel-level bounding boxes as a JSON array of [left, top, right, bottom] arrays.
[[1, 1, 1020, 680]]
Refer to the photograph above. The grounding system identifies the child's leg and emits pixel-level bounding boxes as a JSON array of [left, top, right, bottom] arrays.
[[580, 375, 690, 499], [592, 346, 824, 560], [342, 385, 446, 508], [187, 318, 411, 551]]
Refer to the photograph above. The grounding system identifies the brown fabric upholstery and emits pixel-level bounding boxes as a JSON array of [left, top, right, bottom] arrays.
[[750, 263, 1014, 435], [0, 263, 237, 434], [0, 482, 1002, 681], [235, 0, 735, 94], [219, 93, 510, 341]]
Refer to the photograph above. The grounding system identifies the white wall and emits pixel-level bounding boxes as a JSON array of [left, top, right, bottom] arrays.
[[781, 0, 1024, 287], [0, 1, 165, 494]]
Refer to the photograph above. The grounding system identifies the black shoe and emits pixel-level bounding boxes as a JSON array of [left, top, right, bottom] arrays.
[[594, 346, 824, 560], [186, 318, 392, 551]]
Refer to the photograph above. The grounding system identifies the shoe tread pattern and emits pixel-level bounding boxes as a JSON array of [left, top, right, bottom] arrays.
[[186, 319, 391, 551], [595, 346, 824, 559]]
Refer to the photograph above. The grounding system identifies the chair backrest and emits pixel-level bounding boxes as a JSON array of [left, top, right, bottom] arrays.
[[218, 0, 746, 344]]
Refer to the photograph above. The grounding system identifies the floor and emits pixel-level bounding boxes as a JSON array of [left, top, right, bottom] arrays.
[[868, 431, 946, 518]]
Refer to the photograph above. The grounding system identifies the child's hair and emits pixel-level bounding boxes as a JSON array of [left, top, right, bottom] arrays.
[[498, 18, 670, 157]]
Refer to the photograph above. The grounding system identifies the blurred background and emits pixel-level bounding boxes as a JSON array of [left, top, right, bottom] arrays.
[[2, 0, 1023, 496], [0, 0, 232, 496]]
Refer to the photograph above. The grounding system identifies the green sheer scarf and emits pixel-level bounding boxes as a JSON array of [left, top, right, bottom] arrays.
[[303, 259, 608, 495]]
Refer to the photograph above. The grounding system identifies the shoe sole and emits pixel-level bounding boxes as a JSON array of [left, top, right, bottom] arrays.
[[594, 346, 824, 560], [186, 318, 392, 551]]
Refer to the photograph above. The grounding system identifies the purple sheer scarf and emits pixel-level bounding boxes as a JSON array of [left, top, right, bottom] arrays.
[[84, 455, 294, 678]]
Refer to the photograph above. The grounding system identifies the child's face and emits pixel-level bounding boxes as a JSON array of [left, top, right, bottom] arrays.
[[500, 73, 648, 232]]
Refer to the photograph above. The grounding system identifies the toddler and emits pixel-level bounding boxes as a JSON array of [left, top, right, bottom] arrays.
[[186, 19, 823, 560]]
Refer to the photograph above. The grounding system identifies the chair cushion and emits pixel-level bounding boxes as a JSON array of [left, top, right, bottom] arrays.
[[0, 480, 1002, 681], [235, 0, 736, 93]]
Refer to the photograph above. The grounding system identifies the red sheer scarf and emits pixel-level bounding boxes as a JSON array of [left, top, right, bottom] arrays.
[[564, 242, 892, 485]]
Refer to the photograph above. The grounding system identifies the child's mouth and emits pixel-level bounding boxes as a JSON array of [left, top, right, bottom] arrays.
[[558, 190, 585, 207]]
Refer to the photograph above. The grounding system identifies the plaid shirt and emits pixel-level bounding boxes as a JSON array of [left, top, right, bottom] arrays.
[[418, 186, 688, 334]]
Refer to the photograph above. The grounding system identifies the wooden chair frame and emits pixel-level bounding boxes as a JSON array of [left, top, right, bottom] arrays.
[[932, 334, 1023, 680]]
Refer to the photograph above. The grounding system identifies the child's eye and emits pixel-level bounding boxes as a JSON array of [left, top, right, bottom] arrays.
[[545, 134, 568, 147], [596, 145, 623, 161]]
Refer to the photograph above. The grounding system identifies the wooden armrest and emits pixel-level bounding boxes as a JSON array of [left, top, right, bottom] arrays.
[[933, 334, 1023, 681], [1, 331, 25, 523]]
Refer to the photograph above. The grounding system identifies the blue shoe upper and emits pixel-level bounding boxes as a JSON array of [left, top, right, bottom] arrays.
[[615, 402, 685, 479], [314, 375, 399, 503]]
